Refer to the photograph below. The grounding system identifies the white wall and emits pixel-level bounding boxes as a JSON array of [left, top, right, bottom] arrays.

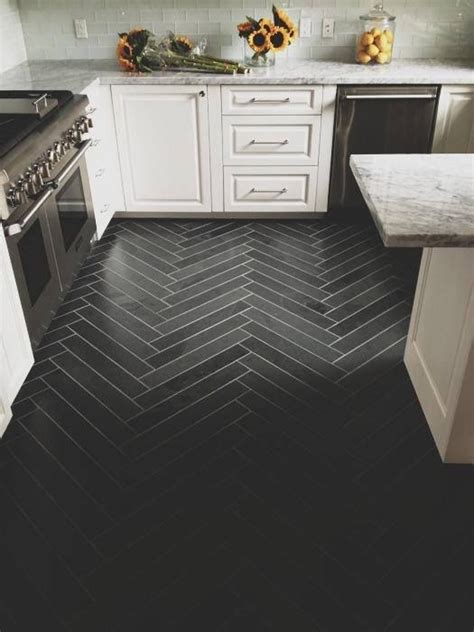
[[15, 0, 474, 63], [0, 0, 26, 72]]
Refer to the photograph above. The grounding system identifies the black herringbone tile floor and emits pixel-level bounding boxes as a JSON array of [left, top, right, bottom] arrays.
[[1, 219, 472, 632]]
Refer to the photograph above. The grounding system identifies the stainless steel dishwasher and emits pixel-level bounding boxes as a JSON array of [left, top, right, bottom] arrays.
[[329, 85, 439, 218]]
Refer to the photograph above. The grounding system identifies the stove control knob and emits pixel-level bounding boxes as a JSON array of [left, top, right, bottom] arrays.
[[47, 147, 59, 165], [61, 137, 71, 152], [54, 141, 65, 158], [6, 187, 19, 208], [39, 159, 51, 178], [24, 172, 38, 198], [78, 116, 89, 133], [32, 163, 45, 188], [15, 179, 28, 205]]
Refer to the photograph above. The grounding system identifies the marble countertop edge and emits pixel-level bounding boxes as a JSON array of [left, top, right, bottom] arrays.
[[350, 154, 474, 249], [0, 59, 473, 94]]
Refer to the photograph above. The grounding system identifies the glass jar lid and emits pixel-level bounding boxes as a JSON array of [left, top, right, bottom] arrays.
[[360, 3, 395, 21]]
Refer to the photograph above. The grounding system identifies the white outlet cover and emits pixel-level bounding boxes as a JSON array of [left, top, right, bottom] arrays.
[[74, 18, 88, 39], [322, 18, 335, 39], [299, 17, 312, 38]]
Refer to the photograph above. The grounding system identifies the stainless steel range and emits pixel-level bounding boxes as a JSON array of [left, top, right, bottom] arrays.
[[0, 90, 96, 349]]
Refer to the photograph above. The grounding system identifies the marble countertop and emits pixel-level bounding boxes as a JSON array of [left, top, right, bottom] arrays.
[[350, 154, 474, 248], [0, 59, 473, 93]]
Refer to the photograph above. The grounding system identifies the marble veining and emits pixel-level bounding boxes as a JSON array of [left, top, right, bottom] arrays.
[[350, 154, 474, 248], [0, 59, 473, 94]]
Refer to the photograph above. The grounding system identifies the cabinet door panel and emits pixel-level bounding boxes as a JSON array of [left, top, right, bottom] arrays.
[[433, 85, 474, 153], [0, 231, 34, 436], [112, 86, 211, 212]]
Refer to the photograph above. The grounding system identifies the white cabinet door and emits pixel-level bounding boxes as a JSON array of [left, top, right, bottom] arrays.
[[433, 85, 474, 153], [0, 230, 33, 436], [112, 85, 211, 213], [82, 82, 125, 238]]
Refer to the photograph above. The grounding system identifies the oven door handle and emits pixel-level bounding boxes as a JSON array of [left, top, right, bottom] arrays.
[[3, 187, 54, 236], [53, 138, 92, 187]]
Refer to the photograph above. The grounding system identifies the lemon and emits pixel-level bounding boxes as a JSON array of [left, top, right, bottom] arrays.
[[357, 51, 372, 64], [371, 27, 382, 38], [366, 44, 380, 58], [375, 34, 388, 50], [360, 32, 374, 46], [384, 29, 394, 43], [376, 52, 389, 64]]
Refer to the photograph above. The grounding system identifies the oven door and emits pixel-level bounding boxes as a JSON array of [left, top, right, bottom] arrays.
[[46, 145, 96, 291], [5, 188, 63, 348]]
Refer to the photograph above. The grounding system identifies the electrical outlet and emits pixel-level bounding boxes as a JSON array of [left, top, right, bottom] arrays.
[[74, 18, 88, 39], [299, 17, 312, 38], [322, 18, 335, 39]]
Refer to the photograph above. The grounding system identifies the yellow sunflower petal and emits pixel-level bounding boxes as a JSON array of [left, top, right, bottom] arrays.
[[268, 26, 289, 52], [248, 29, 270, 53]]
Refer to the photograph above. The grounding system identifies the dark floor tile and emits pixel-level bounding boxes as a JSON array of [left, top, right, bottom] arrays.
[[4, 218, 471, 632]]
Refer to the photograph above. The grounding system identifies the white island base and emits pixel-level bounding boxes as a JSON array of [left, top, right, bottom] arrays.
[[404, 248, 474, 464]]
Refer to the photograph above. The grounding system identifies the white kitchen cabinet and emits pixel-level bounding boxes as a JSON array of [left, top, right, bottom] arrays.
[[81, 82, 125, 238], [404, 248, 474, 463], [222, 115, 321, 166], [433, 85, 474, 153], [224, 166, 317, 213], [0, 230, 33, 436], [112, 85, 212, 214], [221, 86, 323, 115]]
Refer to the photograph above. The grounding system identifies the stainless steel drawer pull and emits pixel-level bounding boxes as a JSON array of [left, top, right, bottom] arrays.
[[249, 97, 290, 104], [250, 187, 288, 194], [250, 139, 289, 145]]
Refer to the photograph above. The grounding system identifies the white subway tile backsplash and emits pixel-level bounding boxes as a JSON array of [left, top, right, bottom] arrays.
[[0, 0, 27, 71], [0, 0, 472, 73]]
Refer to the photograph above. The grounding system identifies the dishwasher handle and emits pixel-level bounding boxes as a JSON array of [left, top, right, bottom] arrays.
[[344, 93, 437, 100], [340, 86, 439, 101]]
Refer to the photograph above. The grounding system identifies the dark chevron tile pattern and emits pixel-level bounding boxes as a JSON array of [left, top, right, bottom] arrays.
[[1, 219, 472, 632]]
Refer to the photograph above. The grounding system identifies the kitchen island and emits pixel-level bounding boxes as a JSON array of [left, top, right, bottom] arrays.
[[351, 153, 474, 464]]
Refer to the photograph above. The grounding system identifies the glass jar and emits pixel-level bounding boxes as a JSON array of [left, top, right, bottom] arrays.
[[356, 3, 396, 65]]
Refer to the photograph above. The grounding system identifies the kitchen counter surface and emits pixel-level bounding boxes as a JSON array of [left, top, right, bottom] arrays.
[[350, 153, 474, 248], [0, 59, 473, 93]]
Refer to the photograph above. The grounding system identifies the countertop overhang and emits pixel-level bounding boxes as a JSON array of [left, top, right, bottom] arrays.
[[350, 154, 474, 248], [0, 59, 473, 94]]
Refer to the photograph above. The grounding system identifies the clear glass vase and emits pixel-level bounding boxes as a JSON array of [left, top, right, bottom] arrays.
[[244, 47, 275, 67]]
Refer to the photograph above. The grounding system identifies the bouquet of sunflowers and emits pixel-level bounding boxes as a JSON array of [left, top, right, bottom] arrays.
[[117, 29, 249, 74], [238, 5, 298, 66]]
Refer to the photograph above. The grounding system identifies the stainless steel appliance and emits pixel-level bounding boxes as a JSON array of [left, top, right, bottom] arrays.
[[0, 91, 96, 348], [329, 85, 439, 217]]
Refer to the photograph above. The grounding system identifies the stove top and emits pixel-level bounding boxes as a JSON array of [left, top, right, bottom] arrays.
[[0, 90, 73, 158]]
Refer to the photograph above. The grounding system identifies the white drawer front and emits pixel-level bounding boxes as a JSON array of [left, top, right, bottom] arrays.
[[222, 86, 322, 115], [223, 116, 320, 166], [224, 167, 317, 213]]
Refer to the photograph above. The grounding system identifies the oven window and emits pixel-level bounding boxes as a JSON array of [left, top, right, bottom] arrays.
[[17, 218, 52, 306], [56, 168, 88, 251]]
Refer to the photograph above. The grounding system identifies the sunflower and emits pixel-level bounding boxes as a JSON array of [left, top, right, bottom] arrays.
[[272, 5, 297, 38], [287, 25, 299, 43], [175, 35, 194, 54], [116, 35, 137, 71], [259, 18, 274, 34], [248, 29, 270, 53], [237, 21, 255, 38], [268, 26, 290, 52]]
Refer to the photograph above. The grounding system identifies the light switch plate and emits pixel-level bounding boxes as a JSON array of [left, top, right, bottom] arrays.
[[299, 17, 312, 38], [322, 18, 335, 39], [74, 18, 88, 39]]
